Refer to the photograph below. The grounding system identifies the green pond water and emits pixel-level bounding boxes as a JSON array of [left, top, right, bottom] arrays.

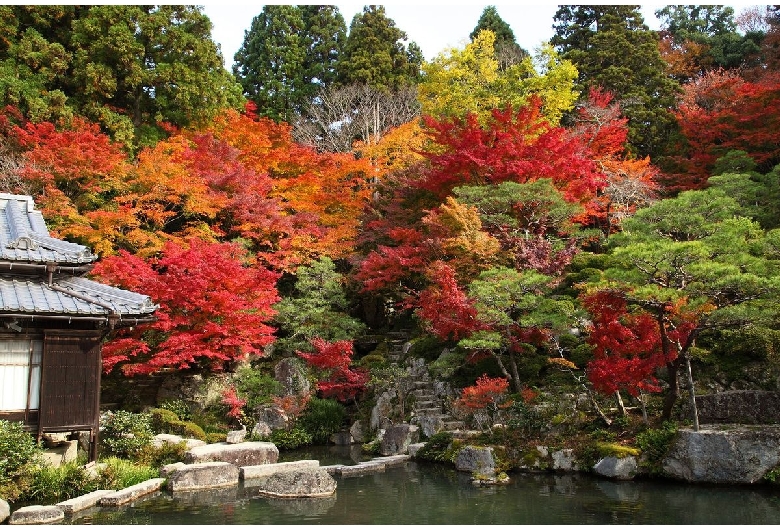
[[66, 445, 780, 525]]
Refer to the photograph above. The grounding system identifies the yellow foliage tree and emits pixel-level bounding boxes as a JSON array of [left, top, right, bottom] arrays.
[[418, 30, 579, 125]]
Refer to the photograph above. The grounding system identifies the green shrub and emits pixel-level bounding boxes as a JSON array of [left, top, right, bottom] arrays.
[[270, 428, 313, 450], [408, 335, 448, 362], [415, 432, 457, 463], [361, 438, 381, 455], [149, 408, 180, 431], [206, 432, 227, 444], [136, 441, 188, 469], [636, 421, 678, 476], [24, 458, 97, 504], [100, 410, 154, 459], [506, 400, 545, 437], [357, 353, 387, 369], [298, 398, 345, 445], [157, 399, 192, 421], [148, 408, 207, 441], [96, 457, 158, 490], [0, 420, 42, 502], [234, 366, 282, 410]]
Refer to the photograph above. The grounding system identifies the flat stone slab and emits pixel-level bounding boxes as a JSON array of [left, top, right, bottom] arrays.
[[244, 468, 336, 498], [167, 462, 240, 492], [185, 441, 279, 467], [8, 505, 64, 525], [371, 455, 410, 467], [56, 489, 116, 514], [152, 433, 207, 450], [98, 478, 165, 506], [338, 460, 387, 477], [241, 460, 319, 480]]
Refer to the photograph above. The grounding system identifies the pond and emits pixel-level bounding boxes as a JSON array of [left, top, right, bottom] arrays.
[[67, 445, 780, 525]]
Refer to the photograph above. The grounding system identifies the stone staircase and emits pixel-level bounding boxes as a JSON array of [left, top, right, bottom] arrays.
[[389, 336, 465, 436], [408, 374, 465, 437]]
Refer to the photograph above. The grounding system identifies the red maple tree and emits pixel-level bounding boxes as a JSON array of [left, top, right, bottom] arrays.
[[92, 238, 280, 375], [297, 338, 369, 403]]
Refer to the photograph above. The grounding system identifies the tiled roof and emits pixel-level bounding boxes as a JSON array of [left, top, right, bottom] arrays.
[[0, 193, 157, 320], [0, 275, 157, 318], [0, 194, 95, 264]]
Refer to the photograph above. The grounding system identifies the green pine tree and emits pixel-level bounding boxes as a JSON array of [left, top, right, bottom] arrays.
[[551, 5, 681, 160]]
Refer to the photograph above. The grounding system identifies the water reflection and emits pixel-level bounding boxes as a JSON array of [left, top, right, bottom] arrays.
[[67, 446, 780, 525]]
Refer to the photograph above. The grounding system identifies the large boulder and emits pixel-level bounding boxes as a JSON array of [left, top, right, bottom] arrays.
[[662, 425, 780, 484], [593, 456, 638, 480], [0, 498, 9, 524], [241, 460, 319, 480], [274, 357, 311, 397], [254, 406, 290, 431], [244, 468, 336, 498], [370, 390, 395, 432], [455, 446, 496, 476], [56, 489, 116, 515], [98, 478, 166, 506], [166, 462, 240, 492], [379, 424, 419, 456], [552, 449, 580, 472], [185, 441, 279, 467]]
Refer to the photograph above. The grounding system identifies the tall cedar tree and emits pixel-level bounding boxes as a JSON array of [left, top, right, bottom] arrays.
[[233, 5, 346, 123], [551, 5, 681, 161], [0, 6, 85, 123], [68, 5, 244, 147], [470, 5, 528, 67], [336, 5, 422, 89]]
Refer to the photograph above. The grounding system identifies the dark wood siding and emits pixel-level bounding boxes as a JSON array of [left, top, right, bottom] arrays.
[[38, 332, 103, 432]]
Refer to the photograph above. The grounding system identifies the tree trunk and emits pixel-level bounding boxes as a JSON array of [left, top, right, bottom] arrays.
[[684, 352, 700, 431], [491, 352, 515, 392], [662, 357, 681, 420], [638, 389, 648, 425], [507, 349, 523, 394], [615, 390, 627, 416]]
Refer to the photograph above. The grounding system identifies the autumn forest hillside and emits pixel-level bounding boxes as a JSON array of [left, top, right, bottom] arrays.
[[2, 5, 780, 432]]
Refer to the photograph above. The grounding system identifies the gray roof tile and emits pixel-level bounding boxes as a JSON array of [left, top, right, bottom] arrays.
[[0, 194, 95, 264], [0, 276, 157, 317]]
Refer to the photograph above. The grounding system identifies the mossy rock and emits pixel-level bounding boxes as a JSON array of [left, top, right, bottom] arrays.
[[594, 442, 641, 459], [357, 353, 387, 369]]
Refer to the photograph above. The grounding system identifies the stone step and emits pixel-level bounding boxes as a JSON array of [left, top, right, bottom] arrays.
[[98, 478, 166, 506], [56, 489, 116, 515], [415, 407, 443, 415]]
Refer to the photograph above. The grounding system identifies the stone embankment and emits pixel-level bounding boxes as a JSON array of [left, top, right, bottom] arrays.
[[0, 436, 415, 525]]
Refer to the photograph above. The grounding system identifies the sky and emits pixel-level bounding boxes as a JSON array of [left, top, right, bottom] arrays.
[[201, 3, 669, 70]]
